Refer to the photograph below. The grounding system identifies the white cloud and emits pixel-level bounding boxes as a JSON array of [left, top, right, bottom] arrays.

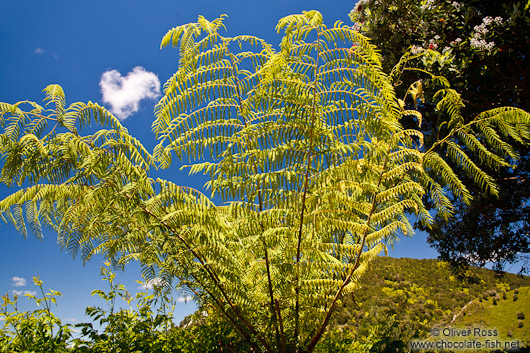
[[65, 318, 79, 323], [176, 295, 193, 303], [100, 66, 160, 120], [138, 277, 166, 290], [12, 290, 37, 296], [34, 48, 59, 60], [11, 276, 26, 287]]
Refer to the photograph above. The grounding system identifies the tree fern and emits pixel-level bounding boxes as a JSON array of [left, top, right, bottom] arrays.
[[1, 11, 529, 353]]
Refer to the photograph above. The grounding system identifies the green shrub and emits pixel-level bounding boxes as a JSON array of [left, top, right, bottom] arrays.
[[0, 276, 73, 353]]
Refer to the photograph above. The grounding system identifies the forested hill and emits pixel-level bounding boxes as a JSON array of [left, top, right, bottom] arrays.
[[329, 256, 530, 351]]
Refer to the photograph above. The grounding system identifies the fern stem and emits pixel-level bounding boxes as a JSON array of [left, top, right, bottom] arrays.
[[424, 112, 508, 157], [275, 299, 287, 352], [201, 277, 260, 350], [294, 30, 321, 349], [140, 195, 273, 353], [159, 232, 258, 348], [228, 41, 282, 351], [109, 167, 264, 347], [307, 154, 388, 352]]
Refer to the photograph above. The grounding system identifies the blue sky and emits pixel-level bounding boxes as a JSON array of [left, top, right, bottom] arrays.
[[0, 0, 440, 328]]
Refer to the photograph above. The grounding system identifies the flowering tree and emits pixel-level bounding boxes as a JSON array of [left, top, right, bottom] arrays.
[[350, 0, 530, 109], [350, 0, 530, 273]]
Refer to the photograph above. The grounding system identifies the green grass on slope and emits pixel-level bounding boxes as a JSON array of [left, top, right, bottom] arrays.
[[454, 286, 530, 346], [330, 257, 530, 351]]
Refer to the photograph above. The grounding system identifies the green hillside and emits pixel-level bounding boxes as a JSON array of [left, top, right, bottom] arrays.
[[328, 257, 530, 352], [453, 286, 530, 344]]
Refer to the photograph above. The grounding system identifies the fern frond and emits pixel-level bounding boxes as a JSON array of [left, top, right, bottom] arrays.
[[424, 151, 471, 203], [43, 84, 66, 121]]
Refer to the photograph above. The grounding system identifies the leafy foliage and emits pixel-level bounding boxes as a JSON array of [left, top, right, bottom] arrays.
[[349, 0, 530, 273], [0, 276, 73, 352], [71, 264, 245, 352], [72, 264, 177, 352], [1, 11, 530, 352], [0, 271, 244, 353]]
